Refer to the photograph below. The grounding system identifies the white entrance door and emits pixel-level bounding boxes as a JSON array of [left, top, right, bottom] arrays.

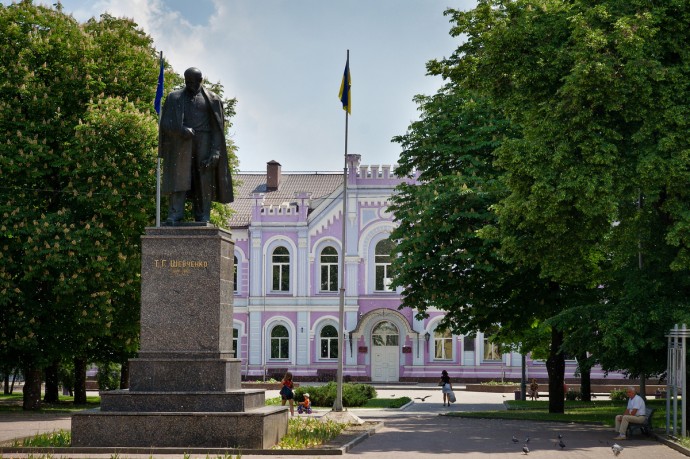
[[371, 321, 400, 382]]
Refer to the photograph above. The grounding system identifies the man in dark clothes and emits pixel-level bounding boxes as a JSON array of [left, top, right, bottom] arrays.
[[158, 67, 233, 223]]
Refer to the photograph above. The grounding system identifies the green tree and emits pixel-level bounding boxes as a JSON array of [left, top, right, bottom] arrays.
[[434, 0, 690, 406], [0, 2, 235, 409], [389, 83, 579, 411]]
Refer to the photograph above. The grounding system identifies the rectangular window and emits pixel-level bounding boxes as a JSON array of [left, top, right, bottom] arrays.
[[320, 338, 338, 359], [271, 337, 289, 359], [272, 264, 289, 291], [483, 339, 501, 361], [321, 264, 338, 291], [463, 336, 475, 352], [434, 338, 453, 360], [385, 335, 398, 346], [375, 265, 392, 291], [232, 328, 239, 358]]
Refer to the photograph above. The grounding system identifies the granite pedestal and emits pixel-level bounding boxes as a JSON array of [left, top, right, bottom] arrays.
[[72, 226, 288, 449]]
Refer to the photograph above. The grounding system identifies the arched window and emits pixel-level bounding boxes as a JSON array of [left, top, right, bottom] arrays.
[[270, 325, 289, 359], [271, 246, 290, 292], [434, 329, 453, 360], [233, 255, 238, 293], [374, 239, 394, 291], [320, 324, 338, 359], [372, 321, 398, 346], [320, 246, 339, 292]]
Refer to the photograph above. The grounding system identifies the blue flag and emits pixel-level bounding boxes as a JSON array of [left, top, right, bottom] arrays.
[[339, 55, 351, 115], [154, 52, 164, 115]]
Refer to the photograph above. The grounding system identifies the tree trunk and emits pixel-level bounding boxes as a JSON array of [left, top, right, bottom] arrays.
[[577, 352, 592, 402], [43, 362, 60, 403], [640, 375, 646, 400], [22, 366, 42, 411], [3, 374, 8, 395], [73, 357, 87, 405], [120, 360, 130, 390], [546, 327, 565, 413]]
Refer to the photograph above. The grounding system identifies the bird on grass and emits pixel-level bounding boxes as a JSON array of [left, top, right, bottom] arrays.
[[612, 443, 623, 456], [522, 444, 529, 455], [512, 435, 519, 443], [414, 395, 431, 401]]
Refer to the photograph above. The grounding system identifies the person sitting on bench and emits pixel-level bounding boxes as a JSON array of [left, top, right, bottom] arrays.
[[614, 386, 646, 440]]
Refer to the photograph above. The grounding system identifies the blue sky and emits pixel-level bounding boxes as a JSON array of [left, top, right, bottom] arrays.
[[14, 0, 477, 171]]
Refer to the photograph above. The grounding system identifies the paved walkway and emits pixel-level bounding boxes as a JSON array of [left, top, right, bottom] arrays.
[[0, 385, 686, 458]]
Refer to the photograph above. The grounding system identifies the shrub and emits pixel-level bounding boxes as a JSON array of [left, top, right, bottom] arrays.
[[96, 362, 121, 391], [610, 388, 627, 401], [388, 396, 412, 408], [565, 389, 581, 401], [294, 382, 376, 407]]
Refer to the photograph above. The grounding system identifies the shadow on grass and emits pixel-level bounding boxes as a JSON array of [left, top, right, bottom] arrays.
[[0, 394, 100, 413], [448, 399, 667, 430]]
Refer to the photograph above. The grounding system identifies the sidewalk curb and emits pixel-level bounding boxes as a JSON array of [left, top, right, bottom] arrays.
[[0, 422, 384, 456]]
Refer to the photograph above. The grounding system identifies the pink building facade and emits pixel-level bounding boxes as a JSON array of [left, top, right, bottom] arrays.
[[228, 155, 620, 383]]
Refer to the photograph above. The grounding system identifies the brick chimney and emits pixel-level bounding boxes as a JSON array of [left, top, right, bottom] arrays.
[[266, 160, 281, 191]]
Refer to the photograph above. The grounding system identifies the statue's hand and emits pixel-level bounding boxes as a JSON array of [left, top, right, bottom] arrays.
[[181, 126, 195, 139], [202, 152, 220, 169]]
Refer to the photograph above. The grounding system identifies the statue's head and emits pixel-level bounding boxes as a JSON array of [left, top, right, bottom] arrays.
[[184, 67, 203, 94]]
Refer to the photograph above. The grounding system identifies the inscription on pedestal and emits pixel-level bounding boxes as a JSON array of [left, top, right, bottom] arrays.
[[140, 227, 234, 356], [71, 226, 288, 449]]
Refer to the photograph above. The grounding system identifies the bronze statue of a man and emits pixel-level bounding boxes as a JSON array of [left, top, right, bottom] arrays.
[[158, 67, 233, 223]]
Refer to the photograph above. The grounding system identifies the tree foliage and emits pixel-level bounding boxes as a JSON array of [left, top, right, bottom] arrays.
[[0, 1, 238, 409], [392, 0, 690, 412]]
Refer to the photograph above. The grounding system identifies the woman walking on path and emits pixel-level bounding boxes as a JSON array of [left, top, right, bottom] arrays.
[[280, 371, 295, 416], [440, 370, 453, 406]]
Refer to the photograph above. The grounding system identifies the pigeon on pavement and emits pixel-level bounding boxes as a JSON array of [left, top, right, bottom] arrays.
[[522, 444, 530, 455], [612, 443, 624, 456], [512, 435, 519, 443]]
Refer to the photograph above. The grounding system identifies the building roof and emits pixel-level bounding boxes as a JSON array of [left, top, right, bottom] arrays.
[[228, 172, 343, 227]]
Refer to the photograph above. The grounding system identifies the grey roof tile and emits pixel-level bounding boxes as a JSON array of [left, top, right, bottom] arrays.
[[228, 172, 343, 227]]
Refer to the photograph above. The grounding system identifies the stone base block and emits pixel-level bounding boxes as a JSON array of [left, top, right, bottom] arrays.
[[128, 358, 241, 392], [100, 389, 266, 412], [71, 406, 289, 449]]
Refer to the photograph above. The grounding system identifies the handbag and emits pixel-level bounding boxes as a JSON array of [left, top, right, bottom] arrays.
[[280, 385, 293, 398], [448, 390, 457, 403]]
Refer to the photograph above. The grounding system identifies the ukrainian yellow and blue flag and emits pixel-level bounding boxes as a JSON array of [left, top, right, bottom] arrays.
[[154, 52, 164, 115], [339, 55, 351, 115]]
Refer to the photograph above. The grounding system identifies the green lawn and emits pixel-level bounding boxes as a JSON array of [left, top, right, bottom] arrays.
[[448, 399, 668, 430]]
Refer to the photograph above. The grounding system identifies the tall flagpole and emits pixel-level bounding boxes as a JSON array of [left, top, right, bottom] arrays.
[[154, 51, 164, 227], [334, 49, 350, 413]]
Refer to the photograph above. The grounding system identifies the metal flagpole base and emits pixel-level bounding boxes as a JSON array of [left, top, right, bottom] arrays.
[[322, 409, 364, 425]]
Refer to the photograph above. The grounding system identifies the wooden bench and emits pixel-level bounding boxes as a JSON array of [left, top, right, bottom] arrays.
[[266, 368, 288, 381], [627, 408, 655, 437], [316, 368, 338, 382]]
